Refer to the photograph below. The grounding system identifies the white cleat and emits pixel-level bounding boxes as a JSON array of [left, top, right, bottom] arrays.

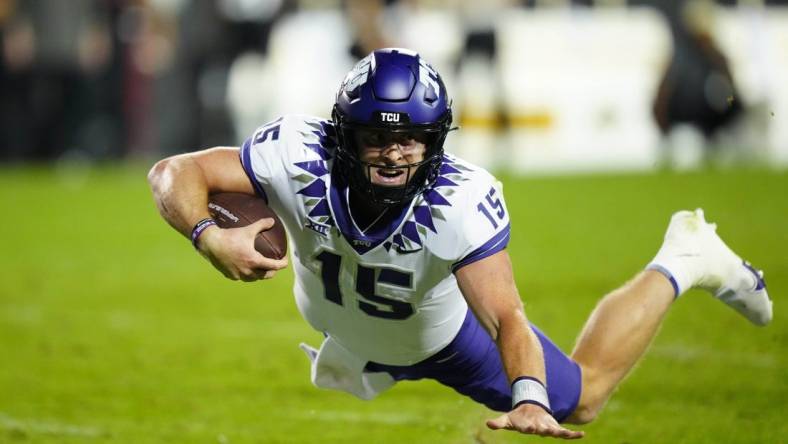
[[648, 208, 772, 326]]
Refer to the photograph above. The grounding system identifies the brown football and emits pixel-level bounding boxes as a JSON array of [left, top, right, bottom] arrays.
[[207, 192, 287, 260]]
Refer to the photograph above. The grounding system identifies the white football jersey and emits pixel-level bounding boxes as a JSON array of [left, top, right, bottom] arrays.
[[240, 115, 511, 365]]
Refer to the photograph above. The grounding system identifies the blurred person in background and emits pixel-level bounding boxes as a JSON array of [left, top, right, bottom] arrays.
[[143, 0, 293, 158], [0, 0, 295, 161], [651, 0, 743, 169], [0, 0, 122, 161], [346, 0, 392, 59]]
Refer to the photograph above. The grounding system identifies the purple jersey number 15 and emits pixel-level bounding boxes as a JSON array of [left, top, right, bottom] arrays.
[[477, 186, 505, 229]]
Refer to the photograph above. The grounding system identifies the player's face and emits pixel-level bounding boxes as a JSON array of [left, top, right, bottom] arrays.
[[355, 130, 427, 187]]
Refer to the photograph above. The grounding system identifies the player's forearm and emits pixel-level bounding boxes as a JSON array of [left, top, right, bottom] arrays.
[[455, 252, 548, 384], [496, 310, 547, 385], [147, 154, 213, 238]]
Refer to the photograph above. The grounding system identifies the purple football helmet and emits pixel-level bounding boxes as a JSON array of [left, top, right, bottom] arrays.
[[332, 48, 453, 205]]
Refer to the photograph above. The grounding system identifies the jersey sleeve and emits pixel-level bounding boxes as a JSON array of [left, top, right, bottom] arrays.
[[239, 116, 286, 203], [450, 177, 511, 273]]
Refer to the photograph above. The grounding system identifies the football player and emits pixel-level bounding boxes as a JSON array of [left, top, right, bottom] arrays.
[[148, 48, 772, 439]]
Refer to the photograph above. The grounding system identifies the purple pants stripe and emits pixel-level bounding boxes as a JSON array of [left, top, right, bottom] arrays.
[[365, 308, 582, 422]]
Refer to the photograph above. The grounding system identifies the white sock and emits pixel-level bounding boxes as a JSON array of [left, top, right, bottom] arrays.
[[646, 254, 700, 298]]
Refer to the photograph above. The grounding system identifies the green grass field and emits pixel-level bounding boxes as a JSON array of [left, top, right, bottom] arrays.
[[0, 164, 786, 443]]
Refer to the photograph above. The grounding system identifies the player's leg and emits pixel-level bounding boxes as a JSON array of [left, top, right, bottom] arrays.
[[565, 270, 673, 424], [565, 209, 772, 424]]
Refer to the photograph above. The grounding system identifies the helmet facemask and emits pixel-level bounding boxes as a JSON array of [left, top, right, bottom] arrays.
[[333, 108, 451, 206]]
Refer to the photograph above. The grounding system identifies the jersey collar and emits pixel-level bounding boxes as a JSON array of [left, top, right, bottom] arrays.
[[328, 180, 414, 255]]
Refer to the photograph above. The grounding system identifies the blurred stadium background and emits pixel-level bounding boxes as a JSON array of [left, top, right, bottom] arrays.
[[1, 0, 786, 443], [3, 0, 788, 170]]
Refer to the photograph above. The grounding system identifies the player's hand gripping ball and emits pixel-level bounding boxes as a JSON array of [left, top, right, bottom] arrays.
[[208, 193, 287, 260]]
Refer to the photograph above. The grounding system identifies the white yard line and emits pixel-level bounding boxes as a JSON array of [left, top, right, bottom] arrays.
[[0, 412, 105, 438]]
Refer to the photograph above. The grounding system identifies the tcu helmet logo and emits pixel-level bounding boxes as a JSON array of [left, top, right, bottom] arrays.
[[418, 59, 441, 97], [344, 55, 373, 95], [381, 112, 400, 122]]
